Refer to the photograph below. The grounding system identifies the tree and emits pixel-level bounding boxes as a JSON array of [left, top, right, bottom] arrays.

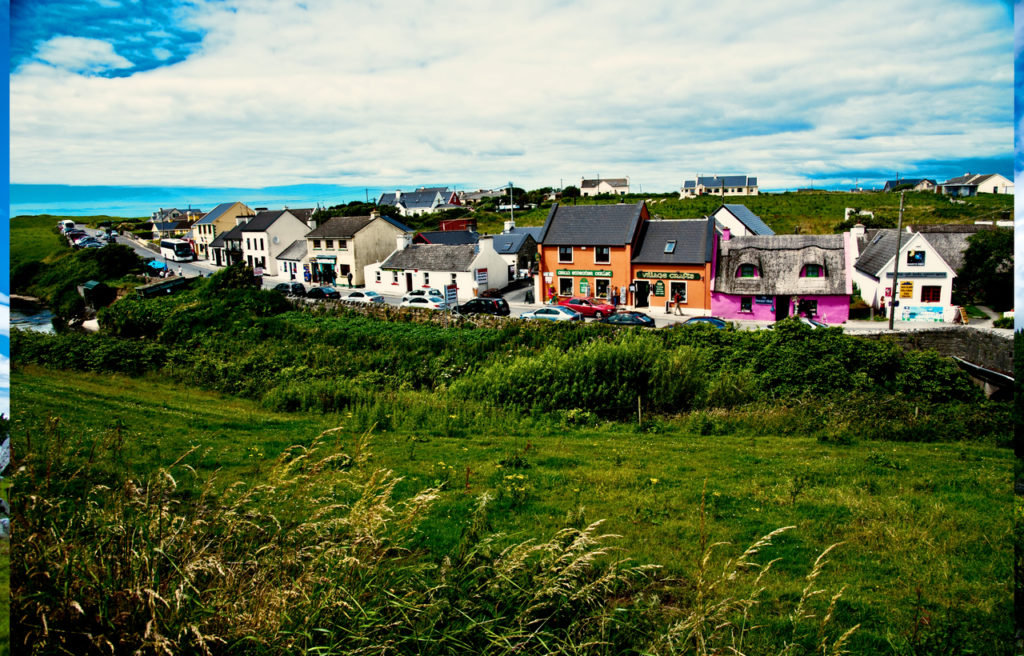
[[562, 185, 580, 199], [956, 228, 1013, 311]]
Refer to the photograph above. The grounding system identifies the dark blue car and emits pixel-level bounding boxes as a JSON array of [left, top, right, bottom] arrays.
[[680, 316, 727, 329]]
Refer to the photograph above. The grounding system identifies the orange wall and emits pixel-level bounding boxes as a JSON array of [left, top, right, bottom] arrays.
[[631, 261, 713, 309], [537, 244, 634, 298]]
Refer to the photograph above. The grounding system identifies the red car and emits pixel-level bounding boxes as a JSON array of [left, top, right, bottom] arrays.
[[558, 297, 615, 319]]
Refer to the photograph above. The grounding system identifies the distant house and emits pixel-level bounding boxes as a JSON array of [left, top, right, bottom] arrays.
[[150, 220, 192, 241], [940, 173, 1013, 197], [275, 240, 308, 282], [680, 175, 758, 199], [365, 235, 509, 301], [492, 221, 540, 280], [378, 187, 459, 217], [151, 207, 204, 222], [711, 232, 852, 324], [459, 189, 502, 205], [711, 204, 774, 237], [882, 178, 937, 192], [580, 177, 630, 196], [192, 201, 255, 261], [304, 212, 412, 286]]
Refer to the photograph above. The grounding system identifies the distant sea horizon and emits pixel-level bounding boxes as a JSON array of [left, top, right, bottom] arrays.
[[9, 183, 442, 218]]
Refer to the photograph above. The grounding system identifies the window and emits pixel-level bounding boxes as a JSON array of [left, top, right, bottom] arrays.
[[392, 271, 399, 284], [594, 246, 610, 263], [246, 238, 251, 250], [450, 273, 458, 284], [312, 239, 321, 249], [259, 238, 264, 250], [921, 286, 941, 303], [559, 277, 573, 296], [802, 264, 823, 278], [670, 282, 687, 304], [664, 240, 676, 254], [375, 270, 381, 283], [558, 246, 573, 263], [424, 272, 430, 285], [325, 239, 334, 249], [738, 264, 757, 278], [339, 239, 348, 250], [740, 297, 752, 312], [595, 278, 610, 298]]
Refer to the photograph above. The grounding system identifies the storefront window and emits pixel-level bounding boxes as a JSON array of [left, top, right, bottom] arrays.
[[558, 277, 573, 296], [670, 282, 687, 303], [595, 278, 610, 298], [740, 297, 752, 312], [921, 286, 941, 302]]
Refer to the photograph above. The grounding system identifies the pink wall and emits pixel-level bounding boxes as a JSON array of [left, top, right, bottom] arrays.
[[711, 293, 850, 324]]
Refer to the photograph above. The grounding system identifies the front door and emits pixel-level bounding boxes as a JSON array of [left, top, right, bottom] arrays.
[[775, 295, 790, 321], [405, 272, 413, 292], [634, 281, 650, 308]]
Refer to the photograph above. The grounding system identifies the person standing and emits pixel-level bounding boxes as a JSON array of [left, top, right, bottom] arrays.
[[673, 290, 682, 315], [347, 271, 354, 288]]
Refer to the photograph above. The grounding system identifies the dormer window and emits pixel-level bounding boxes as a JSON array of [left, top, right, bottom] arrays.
[[664, 240, 676, 254], [738, 263, 757, 278], [801, 264, 824, 278]]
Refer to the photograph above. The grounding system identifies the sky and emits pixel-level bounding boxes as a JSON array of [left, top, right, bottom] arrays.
[[8, 0, 1014, 196]]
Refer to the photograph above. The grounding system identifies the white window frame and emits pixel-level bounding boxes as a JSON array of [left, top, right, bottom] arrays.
[[594, 246, 610, 264], [558, 246, 573, 263]]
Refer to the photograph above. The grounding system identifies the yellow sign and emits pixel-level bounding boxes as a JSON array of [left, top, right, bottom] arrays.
[[899, 281, 914, 298]]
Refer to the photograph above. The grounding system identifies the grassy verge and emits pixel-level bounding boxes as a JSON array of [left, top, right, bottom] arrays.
[[12, 365, 1014, 654]]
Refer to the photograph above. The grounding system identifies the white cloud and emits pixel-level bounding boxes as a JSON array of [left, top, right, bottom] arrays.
[[0, 353, 8, 419], [9, 0, 1013, 191], [0, 301, 8, 339], [152, 47, 173, 61], [30, 35, 133, 73]]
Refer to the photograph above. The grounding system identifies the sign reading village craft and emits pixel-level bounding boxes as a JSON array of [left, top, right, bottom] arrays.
[[635, 270, 701, 281]]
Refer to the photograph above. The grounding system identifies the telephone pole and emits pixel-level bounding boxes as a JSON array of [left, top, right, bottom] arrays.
[[888, 191, 905, 330]]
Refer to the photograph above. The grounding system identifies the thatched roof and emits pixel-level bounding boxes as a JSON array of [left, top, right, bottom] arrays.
[[715, 234, 847, 295]]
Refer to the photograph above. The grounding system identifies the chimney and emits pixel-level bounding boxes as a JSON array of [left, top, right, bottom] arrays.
[[396, 233, 412, 251], [394, 189, 402, 201], [235, 215, 250, 227], [503, 219, 515, 233], [851, 223, 866, 239], [370, 209, 380, 220], [722, 227, 731, 242]]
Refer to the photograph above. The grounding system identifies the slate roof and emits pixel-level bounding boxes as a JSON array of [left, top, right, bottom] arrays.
[[718, 204, 774, 235], [631, 218, 714, 265], [277, 240, 307, 261], [239, 210, 303, 233], [210, 224, 244, 248], [906, 224, 1003, 273], [539, 202, 645, 246], [380, 215, 413, 232], [853, 229, 914, 276], [509, 226, 544, 241], [716, 234, 847, 295], [942, 173, 982, 186], [307, 216, 372, 239], [195, 202, 251, 226], [416, 230, 478, 245], [581, 178, 629, 189], [882, 179, 936, 191], [152, 222, 179, 232], [378, 189, 441, 210], [287, 208, 315, 224], [380, 244, 478, 272], [492, 232, 536, 255], [683, 175, 757, 189]]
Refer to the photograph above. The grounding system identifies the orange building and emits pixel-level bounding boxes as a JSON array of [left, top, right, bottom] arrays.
[[536, 203, 715, 313]]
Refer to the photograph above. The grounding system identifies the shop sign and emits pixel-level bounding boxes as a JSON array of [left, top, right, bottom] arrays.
[[445, 284, 458, 306], [899, 281, 914, 298], [556, 269, 612, 277], [635, 270, 701, 281], [653, 280, 665, 296], [475, 268, 488, 285], [755, 295, 773, 305], [579, 278, 589, 294]]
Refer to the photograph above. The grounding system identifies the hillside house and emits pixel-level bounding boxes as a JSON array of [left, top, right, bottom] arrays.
[[882, 178, 937, 192], [580, 177, 630, 196], [940, 173, 1014, 197], [680, 175, 758, 199]]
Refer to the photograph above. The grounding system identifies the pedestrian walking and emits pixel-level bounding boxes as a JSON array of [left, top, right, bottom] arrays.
[[347, 271, 353, 288], [673, 290, 682, 315], [177, 266, 183, 277]]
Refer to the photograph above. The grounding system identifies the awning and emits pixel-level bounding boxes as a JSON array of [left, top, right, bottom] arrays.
[[316, 255, 337, 261]]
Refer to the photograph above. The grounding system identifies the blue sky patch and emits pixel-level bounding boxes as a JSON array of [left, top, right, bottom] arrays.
[[11, 0, 206, 77]]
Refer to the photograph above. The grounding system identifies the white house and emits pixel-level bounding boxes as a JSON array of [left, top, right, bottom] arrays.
[[711, 204, 774, 236], [852, 227, 958, 322], [580, 177, 630, 196], [364, 234, 509, 302], [239, 210, 311, 276], [940, 173, 1014, 197], [680, 175, 758, 199]]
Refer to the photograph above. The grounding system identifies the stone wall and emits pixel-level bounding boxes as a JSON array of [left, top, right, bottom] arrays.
[[857, 327, 1013, 375]]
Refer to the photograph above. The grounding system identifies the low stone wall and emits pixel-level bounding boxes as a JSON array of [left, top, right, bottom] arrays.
[[857, 327, 1013, 375]]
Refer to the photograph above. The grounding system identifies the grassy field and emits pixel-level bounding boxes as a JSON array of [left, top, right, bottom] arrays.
[[471, 190, 1013, 236], [12, 365, 1014, 654]]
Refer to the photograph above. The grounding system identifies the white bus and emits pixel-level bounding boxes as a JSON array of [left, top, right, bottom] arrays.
[[159, 239, 194, 262]]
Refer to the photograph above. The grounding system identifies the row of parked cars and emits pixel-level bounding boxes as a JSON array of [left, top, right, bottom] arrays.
[[58, 220, 117, 249]]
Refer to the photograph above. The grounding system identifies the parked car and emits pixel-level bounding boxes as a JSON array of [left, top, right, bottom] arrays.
[[401, 296, 448, 310], [307, 286, 341, 300], [679, 316, 728, 329], [345, 290, 385, 304], [558, 297, 615, 319], [65, 230, 87, 243], [600, 311, 656, 327], [401, 288, 443, 303], [273, 282, 307, 297], [520, 306, 582, 322], [799, 317, 828, 329], [74, 237, 104, 249], [455, 297, 511, 316]]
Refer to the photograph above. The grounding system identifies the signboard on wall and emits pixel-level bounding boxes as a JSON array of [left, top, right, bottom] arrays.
[[556, 269, 613, 277], [475, 268, 488, 285], [653, 280, 665, 296], [755, 295, 773, 305], [899, 281, 914, 298], [579, 278, 589, 295], [635, 270, 701, 280], [901, 305, 944, 321]]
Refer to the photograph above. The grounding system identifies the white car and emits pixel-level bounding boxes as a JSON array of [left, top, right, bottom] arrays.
[[520, 306, 582, 322], [401, 288, 442, 303], [345, 290, 385, 304], [401, 295, 449, 310]]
